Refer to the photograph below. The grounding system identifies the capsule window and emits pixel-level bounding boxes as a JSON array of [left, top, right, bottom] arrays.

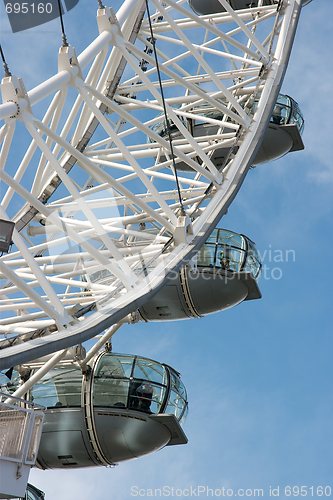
[[94, 378, 130, 409], [95, 355, 133, 379], [31, 366, 82, 408], [244, 240, 262, 278], [197, 229, 247, 271], [197, 243, 216, 267], [128, 381, 166, 415], [93, 355, 133, 408], [90, 354, 188, 419], [132, 358, 166, 385], [165, 372, 188, 420]]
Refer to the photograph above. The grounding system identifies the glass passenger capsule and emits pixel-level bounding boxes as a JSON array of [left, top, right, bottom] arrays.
[[139, 228, 262, 321], [189, 0, 312, 16], [23, 353, 188, 469], [151, 94, 304, 171], [254, 94, 305, 165]]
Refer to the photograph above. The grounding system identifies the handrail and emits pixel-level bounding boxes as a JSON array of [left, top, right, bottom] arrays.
[[0, 390, 44, 411]]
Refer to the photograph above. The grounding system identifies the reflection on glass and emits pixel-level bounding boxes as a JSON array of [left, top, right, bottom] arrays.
[[94, 378, 130, 408], [165, 372, 188, 421], [31, 366, 82, 407], [270, 95, 304, 133], [133, 359, 165, 385], [24, 354, 188, 422], [196, 228, 261, 278], [92, 354, 188, 421], [94, 355, 133, 408], [96, 355, 133, 379], [0, 369, 20, 396], [128, 381, 165, 414]]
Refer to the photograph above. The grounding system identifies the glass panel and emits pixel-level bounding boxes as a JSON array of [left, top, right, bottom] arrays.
[[197, 229, 249, 270], [217, 229, 244, 249], [179, 403, 189, 424], [191, 105, 223, 122], [128, 381, 165, 414], [165, 372, 188, 420], [31, 371, 58, 407], [196, 243, 216, 267], [165, 389, 186, 420], [93, 355, 133, 408], [196, 228, 262, 277], [133, 358, 166, 385], [0, 369, 20, 395], [176, 379, 187, 401], [216, 246, 243, 272], [93, 378, 130, 408], [270, 94, 304, 134], [31, 366, 82, 408], [289, 97, 305, 134], [271, 100, 290, 126], [149, 385, 166, 414], [205, 228, 218, 244], [170, 372, 186, 397], [95, 355, 133, 380], [244, 239, 262, 278]]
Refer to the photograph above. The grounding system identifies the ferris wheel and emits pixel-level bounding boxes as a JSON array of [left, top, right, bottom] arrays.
[[0, 0, 313, 497], [0, 0, 309, 372]]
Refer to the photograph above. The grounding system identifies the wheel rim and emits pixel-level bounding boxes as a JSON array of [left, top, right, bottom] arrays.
[[0, 0, 303, 368]]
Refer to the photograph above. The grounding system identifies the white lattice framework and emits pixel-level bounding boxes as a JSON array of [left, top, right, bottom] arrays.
[[0, 0, 304, 369]]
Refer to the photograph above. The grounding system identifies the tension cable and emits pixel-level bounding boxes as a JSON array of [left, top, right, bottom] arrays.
[[57, 0, 69, 47], [0, 44, 11, 77], [144, 0, 185, 216]]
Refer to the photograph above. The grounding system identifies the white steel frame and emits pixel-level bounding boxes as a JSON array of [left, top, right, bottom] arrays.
[[0, 0, 303, 369]]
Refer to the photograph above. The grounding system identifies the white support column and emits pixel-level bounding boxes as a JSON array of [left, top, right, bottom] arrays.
[[80, 320, 126, 369], [6, 349, 68, 402]]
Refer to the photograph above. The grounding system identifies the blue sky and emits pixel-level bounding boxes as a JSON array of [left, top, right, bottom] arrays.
[[1, 1, 332, 498]]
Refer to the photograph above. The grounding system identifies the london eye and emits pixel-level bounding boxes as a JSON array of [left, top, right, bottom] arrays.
[[0, 1, 327, 498]]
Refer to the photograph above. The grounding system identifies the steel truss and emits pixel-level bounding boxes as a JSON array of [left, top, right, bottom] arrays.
[[0, 0, 303, 369]]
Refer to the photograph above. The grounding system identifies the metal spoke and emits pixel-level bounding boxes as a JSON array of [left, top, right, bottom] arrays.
[[0, 0, 303, 367]]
